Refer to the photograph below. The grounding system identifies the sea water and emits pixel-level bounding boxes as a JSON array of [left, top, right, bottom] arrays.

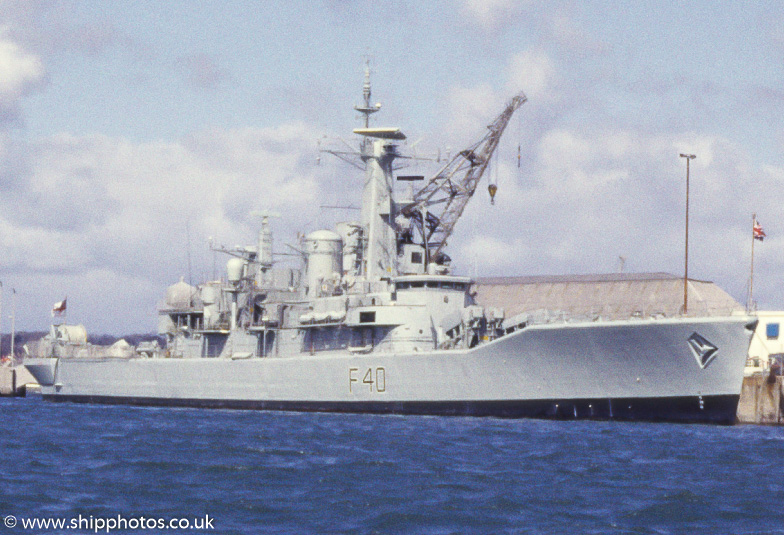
[[2, 397, 784, 534]]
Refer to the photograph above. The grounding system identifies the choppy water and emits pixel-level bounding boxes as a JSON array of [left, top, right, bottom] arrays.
[[2, 397, 784, 534]]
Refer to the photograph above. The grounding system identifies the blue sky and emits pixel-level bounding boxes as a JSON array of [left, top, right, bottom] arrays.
[[1, 0, 783, 334]]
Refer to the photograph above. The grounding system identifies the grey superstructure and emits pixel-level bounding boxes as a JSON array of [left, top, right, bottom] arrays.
[[26, 70, 755, 423]]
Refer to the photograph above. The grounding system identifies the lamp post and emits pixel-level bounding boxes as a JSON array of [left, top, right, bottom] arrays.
[[679, 153, 696, 314], [0, 281, 3, 358], [9, 288, 15, 362]]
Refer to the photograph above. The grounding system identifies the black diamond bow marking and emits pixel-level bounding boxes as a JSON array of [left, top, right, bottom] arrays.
[[688, 332, 719, 369]]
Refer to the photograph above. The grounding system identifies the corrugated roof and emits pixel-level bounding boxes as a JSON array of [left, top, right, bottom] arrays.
[[473, 272, 742, 320], [476, 272, 702, 285]]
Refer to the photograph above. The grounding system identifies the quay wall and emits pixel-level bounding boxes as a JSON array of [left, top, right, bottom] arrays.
[[0, 366, 36, 397], [737, 375, 784, 424]]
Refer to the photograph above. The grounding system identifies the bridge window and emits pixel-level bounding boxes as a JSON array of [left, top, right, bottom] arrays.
[[767, 323, 780, 340]]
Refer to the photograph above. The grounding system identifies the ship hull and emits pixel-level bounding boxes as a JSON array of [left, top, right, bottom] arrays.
[[26, 316, 754, 424], [41, 393, 740, 423]]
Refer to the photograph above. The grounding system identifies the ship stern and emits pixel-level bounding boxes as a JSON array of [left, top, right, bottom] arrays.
[[24, 358, 58, 386]]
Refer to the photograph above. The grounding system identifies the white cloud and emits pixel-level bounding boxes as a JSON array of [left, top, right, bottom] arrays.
[[1, 105, 780, 334], [459, 0, 608, 61], [441, 83, 502, 147], [460, 0, 528, 29], [439, 48, 560, 149], [506, 49, 556, 102], [0, 32, 45, 116], [445, 123, 784, 312], [0, 122, 342, 332]]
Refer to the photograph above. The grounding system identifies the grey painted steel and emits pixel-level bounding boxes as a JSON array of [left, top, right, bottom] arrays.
[[23, 72, 756, 423], [27, 316, 752, 415]]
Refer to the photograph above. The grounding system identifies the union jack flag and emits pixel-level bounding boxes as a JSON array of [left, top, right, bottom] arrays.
[[753, 219, 766, 241], [51, 297, 67, 317]]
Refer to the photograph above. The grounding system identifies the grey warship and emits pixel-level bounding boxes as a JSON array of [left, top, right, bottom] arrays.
[[26, 70, 755, 423]]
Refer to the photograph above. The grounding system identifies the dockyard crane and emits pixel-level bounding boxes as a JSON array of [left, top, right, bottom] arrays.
[[400, 92, 527, 263]]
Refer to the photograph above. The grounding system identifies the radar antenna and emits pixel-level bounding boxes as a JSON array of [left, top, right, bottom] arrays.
[[401, 91, 527, 261], [354, 61, 381, 128]]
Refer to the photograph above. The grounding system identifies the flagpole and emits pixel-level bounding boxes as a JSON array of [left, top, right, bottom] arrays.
[[10, 288, 16, 362], [749, 213, 755, 312], [0, 281, 3, 358], [679, 153, 696, 314]]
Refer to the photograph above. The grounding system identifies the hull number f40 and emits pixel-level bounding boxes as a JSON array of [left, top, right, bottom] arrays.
[[349, 367, 386, 393]]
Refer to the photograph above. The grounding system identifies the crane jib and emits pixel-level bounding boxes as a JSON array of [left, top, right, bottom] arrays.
[[400, 91, 527, 258]]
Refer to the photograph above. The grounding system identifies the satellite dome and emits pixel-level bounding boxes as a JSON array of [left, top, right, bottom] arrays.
[[166, 277, 196, 308], [306, 229, 341, 241]]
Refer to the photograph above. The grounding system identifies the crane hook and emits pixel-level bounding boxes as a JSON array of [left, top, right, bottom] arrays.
[[488, 183, 498, 205]]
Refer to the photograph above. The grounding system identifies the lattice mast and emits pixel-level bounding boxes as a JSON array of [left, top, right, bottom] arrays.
[[402, 92, 527, 261]]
